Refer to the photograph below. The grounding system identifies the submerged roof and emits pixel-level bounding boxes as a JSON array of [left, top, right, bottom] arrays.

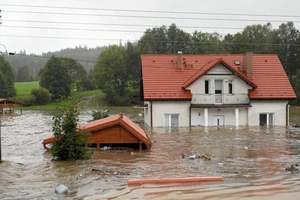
[[42, 114, 152, 148], [141, 54, 296, 100], [0, 98, 23, 105]]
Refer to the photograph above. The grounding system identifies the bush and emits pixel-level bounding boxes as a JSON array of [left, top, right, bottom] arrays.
[[92, 108, 109, 120], [51, 94, 91, 161], [30, 87, 51, 105], [14, 95, 35, 106]]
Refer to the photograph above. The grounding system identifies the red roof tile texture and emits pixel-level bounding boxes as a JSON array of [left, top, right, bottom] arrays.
[[42, 114, 152, 148], [141, 54, 296, 100]]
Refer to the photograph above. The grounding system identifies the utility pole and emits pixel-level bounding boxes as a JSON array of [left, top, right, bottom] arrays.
[[0, 117, 2, 163]]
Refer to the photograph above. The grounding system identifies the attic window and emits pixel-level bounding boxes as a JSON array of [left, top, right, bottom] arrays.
[[234, 60, 241, 65]]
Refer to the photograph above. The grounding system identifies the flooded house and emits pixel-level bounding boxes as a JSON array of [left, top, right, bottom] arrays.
[[42, 114, 152, 150], [141, 53, 296, 127]]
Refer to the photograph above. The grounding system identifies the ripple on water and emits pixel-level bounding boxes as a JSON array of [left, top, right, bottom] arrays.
[[1, 111, 300, 199]]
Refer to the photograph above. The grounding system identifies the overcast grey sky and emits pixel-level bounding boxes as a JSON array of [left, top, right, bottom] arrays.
[[0, 0, 299, 54]]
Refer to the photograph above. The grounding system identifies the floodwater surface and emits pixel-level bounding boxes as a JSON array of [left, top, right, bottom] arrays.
[[1, 110, 300, 200]]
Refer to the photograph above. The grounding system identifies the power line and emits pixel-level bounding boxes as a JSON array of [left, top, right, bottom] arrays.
[[2, 25, 146, 33], [0, 34, 133, 41], [1, 34, 300, 46], [0, 25, 240, 34], [1, 3, 300, 18], [3, 10, 296, 23], [1, 19, 244, 30]]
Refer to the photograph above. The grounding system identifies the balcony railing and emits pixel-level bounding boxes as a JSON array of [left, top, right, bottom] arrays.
[[191, 93, 250, 105]]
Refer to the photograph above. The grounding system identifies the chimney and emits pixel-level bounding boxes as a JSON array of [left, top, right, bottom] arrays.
[[177, 51, 183, 69], [243, 52, 253, 77]]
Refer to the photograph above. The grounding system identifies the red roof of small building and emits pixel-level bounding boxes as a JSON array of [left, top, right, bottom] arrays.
[[141, 54, 296, 100], [42, 114, 152, 148]]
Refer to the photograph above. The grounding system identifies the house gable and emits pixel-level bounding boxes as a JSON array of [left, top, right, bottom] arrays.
[[206, 64, 233, 75], [182, 59, 257, 89]]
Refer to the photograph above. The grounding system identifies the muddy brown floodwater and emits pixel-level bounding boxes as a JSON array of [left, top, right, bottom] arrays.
[[1, 110, 300, 200]]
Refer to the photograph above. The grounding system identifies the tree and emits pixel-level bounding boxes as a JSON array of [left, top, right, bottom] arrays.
[[93, 45, 137, 105], [274, 22, 300, 80], [39, 56, 90, 100], [0, 56, 16, 98], [51, 94, 91, 161], [39, 56, 71, 100], [30, 87, 51, 105]]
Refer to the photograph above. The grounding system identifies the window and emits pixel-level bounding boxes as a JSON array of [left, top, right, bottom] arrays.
[[165, 114, 179, 127], [228, 80, 233, 94], [259, 113, 274, 126], [205, 80, 209, 94]]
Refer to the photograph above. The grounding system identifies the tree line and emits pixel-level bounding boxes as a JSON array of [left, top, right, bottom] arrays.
[[1, 22, 300, 105]]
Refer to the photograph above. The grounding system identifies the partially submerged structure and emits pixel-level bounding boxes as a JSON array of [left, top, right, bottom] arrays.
[[141, 53, 296, 127], [42, 114, 152, 151], [0, 98, 23, 114]]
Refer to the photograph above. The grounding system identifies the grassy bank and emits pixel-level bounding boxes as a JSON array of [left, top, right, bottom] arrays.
[[15, 81, 39, 98], [14, 81, 107, 110]]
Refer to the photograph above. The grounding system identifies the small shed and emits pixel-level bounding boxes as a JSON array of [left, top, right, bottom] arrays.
[[42, 114, 152, 151], [0, 98, 23, 114]]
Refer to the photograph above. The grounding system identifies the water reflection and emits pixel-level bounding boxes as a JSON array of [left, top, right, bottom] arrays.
[[0, 111, 300, 199]]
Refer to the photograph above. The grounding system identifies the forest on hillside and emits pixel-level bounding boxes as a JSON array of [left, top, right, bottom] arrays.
[[1, 22, 300, 104]]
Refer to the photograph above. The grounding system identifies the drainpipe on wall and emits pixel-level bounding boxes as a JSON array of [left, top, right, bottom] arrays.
[[150, 101, 153, 127], [189, 104, 191, 127], [286, 102, 290, 126]]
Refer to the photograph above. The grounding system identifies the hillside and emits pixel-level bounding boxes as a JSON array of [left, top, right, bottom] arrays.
[[3, 46, 106, 81]]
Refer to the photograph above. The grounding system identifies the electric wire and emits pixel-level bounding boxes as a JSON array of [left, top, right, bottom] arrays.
[[2, 10, 296, 23], [1, 3, 300, 18], [0, 19, 245, 30]]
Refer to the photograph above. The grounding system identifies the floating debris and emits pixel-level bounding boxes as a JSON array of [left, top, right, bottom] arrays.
[[285, 164, 299, 171], [91, 169, 129, 175], [55, 184, 69, 194]]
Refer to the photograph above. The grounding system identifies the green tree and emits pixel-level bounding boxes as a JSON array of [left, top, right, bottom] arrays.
[[39, 56, 91, 100], [93, 45, 137, 105], [39, 56, 71, 100], [0, 56, 16, 98], [30, 87, 51, 105], [51, 94, 91, 161], [274, 22, 300, 80]]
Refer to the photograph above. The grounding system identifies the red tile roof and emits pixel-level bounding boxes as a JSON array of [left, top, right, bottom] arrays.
[[141, 54, 296, 100], [42, 114, 152, 148]]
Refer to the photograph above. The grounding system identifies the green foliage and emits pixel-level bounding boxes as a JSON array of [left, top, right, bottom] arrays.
[[15, 81, 39, 96], [39, 56, 91, 101], [14, 95, 35, 106], [93, 44, 140, 105], [92, 108, 109, 120], [30, 87, 51, 105], [0, 56, 16, 98], [51, 94, 91, 161]]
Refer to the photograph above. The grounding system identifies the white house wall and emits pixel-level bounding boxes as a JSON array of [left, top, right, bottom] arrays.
[[248, 100, 288, 126], [144, 101, 151, 126], [151, 101, 190, 127], [191, 107, 248, 126], [187, 74, 252, 95]]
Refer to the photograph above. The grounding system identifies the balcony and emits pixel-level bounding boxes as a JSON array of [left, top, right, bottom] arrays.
[[191, 93, 250, 105]]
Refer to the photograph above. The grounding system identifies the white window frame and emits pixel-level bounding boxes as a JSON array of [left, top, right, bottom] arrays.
[[259, 113, 274, 126], [228, 80, 233, 95], [204, 80, 210, 95], [164, 114, 179, 127]]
